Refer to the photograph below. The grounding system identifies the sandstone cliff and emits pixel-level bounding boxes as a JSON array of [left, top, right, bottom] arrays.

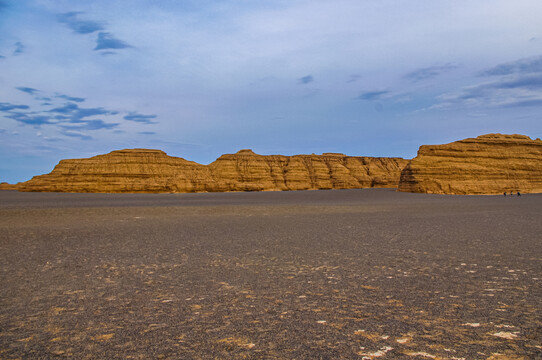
[[0, 182, 18, 190], [398, 134, 542, 195], [18, 149, 408, 193]]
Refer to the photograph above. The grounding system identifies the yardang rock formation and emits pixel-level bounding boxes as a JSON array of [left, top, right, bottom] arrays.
[[398, 134, 542, 195], [0, 182, 18, 190], [18, 149, 408, 193], [10, 133, 542, 194]]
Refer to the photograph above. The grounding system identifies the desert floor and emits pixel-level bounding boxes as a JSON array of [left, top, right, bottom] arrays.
[[0, 189, 541, 359]]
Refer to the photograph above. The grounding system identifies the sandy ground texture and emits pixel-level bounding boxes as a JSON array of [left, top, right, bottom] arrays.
[[0, 189, 541, 359]]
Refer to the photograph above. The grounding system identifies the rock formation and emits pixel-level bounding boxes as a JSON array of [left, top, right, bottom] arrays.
[[18, 149, 408, 193], [398, 134, 542, 195], [0, 182, 18, 190]]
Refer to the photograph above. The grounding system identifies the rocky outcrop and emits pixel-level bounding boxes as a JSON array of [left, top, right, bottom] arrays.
[[398, 134, 542, 195], [0, 182, 18, 190], [18, 149, 408, 193], [18, 149, 210, 193]]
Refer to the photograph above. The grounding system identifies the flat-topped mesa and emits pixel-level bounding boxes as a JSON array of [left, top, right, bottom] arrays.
[[235, 149, 257, 155], [19, 149, 210, 193], [207, 150, 408, 192], [475, 133, 534, 141], [398, 134, 542, 195], [18, 149, 409, 193]]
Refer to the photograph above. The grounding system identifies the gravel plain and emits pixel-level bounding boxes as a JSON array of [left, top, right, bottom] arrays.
[[0, 189, 541, 359]]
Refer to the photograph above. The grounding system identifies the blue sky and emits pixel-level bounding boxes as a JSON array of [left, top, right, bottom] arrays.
[[1, 0, 542, 183]]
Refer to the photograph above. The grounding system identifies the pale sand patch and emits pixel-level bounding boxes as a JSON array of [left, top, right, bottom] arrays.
[[492, 332, 518, 339], [358, 346, 393, 359], [406, 351, 436, 358]]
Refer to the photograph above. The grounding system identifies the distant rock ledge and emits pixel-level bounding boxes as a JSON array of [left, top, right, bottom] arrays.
[[15, 149, 408, 193], [6, 134, 541, 194], [0, 182, 19, 190], [398, 134, 542, 195]]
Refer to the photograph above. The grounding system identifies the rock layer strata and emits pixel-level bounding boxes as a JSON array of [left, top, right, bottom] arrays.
[[18, 149, 408, 193], [0, 182, 18, 190], [398, 134, 542, 194]]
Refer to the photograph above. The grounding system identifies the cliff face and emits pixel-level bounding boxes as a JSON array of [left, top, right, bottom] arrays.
[[398, 134, 542, 195], [18, 149, 211, 193], [18, 149, 408, 193], [0, 182, 18, 190]]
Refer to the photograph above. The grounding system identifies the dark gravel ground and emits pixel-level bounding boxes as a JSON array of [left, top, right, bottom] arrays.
[[0, 189, 541, 359]]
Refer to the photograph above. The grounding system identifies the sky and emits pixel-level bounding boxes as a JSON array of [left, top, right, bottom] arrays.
[[1, 0, 542, 183]]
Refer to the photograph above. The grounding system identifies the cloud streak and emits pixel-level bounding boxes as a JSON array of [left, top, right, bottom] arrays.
[[5, 112, 56, 126], [60, 119, 119, 130], [358, 90, 389, 101], [298, 75, 314, 85], [405, 63, 459, 81], [479, 55, 542, 77], [0, 102, 30, 111], [124, 112, 158, 124], [57, 12, 130, 54], [94, 32, 131, 51], [427, 55, 542, 110], [435, 74, 542, 109], [55, 94, 85, 102], [2, 88, 159, 138], [16, 87, 38, 95], [60, 129, 92, 140], [346, 74, 361, 83], [57, 12, 104, 34], [13, 42, 24, 56], [47, 102, 118, 122]]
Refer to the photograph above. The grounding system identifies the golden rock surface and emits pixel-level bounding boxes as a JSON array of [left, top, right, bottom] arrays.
[[17, 149, 408, 193], [398, 134, 542, 194], [0, 182, 19, 190]]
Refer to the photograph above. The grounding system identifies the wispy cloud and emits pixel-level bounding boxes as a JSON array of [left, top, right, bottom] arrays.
[[123, 112, 158, 124], [0, 102, 30, 111], [138, 131, 156, 135], [496, 74, 542, 90], [427, 55, 542, 110], [16, 87, 38, 95], [60, 119, 119, 130], [347, 74, 361, 83], [502, 99, 542, 107], [298, 75, 314, 85], [0, 55, 5, 60], [57, 12, 104, 34], [48, 102, 118, 123], [5, 112, 55, 126], [13, 42, 24, 56], [405, 63, 459, 81], [358, 90, 389, 100], [435, 74, 542, 109], [57, 12, 129, 54], [55, 94, 85, 103], [3, 88, 155, 138], [94, 32, 131, 51], [60, 129, 91, 140], [479, 55, 542, 76]]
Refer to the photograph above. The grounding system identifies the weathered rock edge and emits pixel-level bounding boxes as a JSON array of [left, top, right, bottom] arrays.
[[17, 149, 408, 193], [398, 134, 542, 195]]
